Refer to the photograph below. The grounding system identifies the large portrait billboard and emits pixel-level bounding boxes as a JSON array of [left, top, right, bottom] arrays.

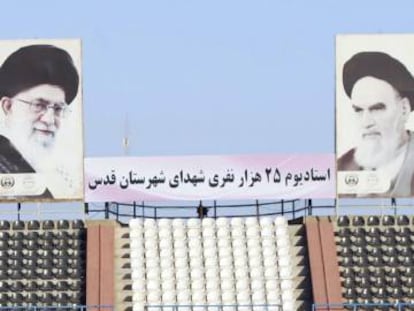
[[0, 39, 83, 202], [85, 154, 335, 202], [337, 34, 414, 197]]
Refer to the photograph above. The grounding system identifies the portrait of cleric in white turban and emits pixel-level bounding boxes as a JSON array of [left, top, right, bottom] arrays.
[[337, 35, 414, 198], [0, 40, 83, 201]]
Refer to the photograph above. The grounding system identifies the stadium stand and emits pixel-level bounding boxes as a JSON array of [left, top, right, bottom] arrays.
[[126, 216, 313, 311], [0, 219, 86, 307], [333, 215, 414, 310]]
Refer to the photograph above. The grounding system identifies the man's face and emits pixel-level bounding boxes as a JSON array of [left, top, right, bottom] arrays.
[[351, 76, 410, 169], [3, 84, 66, 151]]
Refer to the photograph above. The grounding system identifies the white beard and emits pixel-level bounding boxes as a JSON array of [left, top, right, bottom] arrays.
[[7, 130, 57, 173], [354, 137, 405, 169]]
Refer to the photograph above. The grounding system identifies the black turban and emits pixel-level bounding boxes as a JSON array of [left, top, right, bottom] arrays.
[[343, 51, 414, 110], [0, 44, 79, 104]]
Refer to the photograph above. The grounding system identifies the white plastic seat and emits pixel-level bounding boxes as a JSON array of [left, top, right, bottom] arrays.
[[191, 279, 206, 290], [173, 227, 186, 239], [221, 278, 235, 291], [172, 218, 185, 228], [192, 291, 207, 303], [190, 267, 205, 279], [144, 218, 157, 228], [129, 218, 143, 228], [251, 279, 265, 291], [187, 218, 201, 227], [131, 258, 145, 269], [146, 291, 161, 304], [189, 256, 204, 268], [202, 218, 215, 228], [251, 290, 266, 303], [144, 239, 158, 250], [130, 249, 145, 259], [217, 238, 231, 249], [132, 291, 145, 302], [274, 216, 287, 227], [263, 255, 277, 268], [158, 228, 172, 239], [250, 266, 264, 279], [266, 279, 279, 291], [132, 280, 145, 291], [216, 217, 229, 228], [277, 246, 290, 257], [176, 278, 190, 290], [280, 279, 293, 291], [205, 277, 220, 290], [158, 218, 171, 227], [234, 267, 249, 279], [188, 227, 202, 238], [219, 256, 233, 267], [236, 278, 250, 291], [205, 267, 220, 279], [218, 247, 232, 258], [132, 304, 145, 311], [130, 229, 144, 239], [188, 238, 203, 250], [131, 267, 145, 280], [130, 239, 144, 250], [260, 217, 273, 227], [160, 268, 175, 281], [221, 291, 236, 303], [230, 217, 244, 227], [220, 268, 234, 279], [202, 226, 215, 237], [232, 237, 247, 249], [176, 289, 191, 303], [264, 266, 279, 280], [234, 256, 248, 268], [246, 227, 260, 238], [147, 279, 161, 291], [162, 290, 176, 304], [175, 257, 189, 269], [236, 290, 251, 303], [261, 226, 275, 238], [276, 238, 290, 250], [217, 227, 231, 239], [278, 256, 291, 267], [146, 268, 160, 280], [207, 290, 221, 303], [231, 226, 244, 238], [205, 257, 218, 267], [263, 246, 277, 259], [247, 238, 261, 249], [245, 217, 259, 227], [278, 266, 292, 279], [203, 237, 217, 249]]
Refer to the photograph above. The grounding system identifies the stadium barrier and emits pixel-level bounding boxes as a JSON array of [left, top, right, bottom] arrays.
[[145, 305, 283, 311], [312, 302, 414, 310], [0, 305, 113, 311]]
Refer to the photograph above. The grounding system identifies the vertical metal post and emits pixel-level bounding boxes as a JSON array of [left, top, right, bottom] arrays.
[[17, 202, 21, 221], [214, 201, 217, 218], [255, 200, 260, 218], [133, 201, 137, 218], [292, 200, 295, 219], [281, 200, 284, 215], [116, 203, 119, 221], [105, 202, 109, 219]]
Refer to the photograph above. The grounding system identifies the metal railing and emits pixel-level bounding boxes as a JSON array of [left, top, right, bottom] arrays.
[[0, 306, 114, 311], [313, 302, 414, 310], [145, 304, 283, 311]]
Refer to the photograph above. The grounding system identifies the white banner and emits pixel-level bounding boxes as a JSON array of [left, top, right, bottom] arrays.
[[85, 154, 335, 202]]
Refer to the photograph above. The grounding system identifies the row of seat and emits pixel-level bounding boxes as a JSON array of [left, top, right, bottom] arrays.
[[0, 279, 83, 291], [337, 215, 412, 227], [129, 217, 295, 311], [335, 215, 414, 307], [0, 219, 85, 230]]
